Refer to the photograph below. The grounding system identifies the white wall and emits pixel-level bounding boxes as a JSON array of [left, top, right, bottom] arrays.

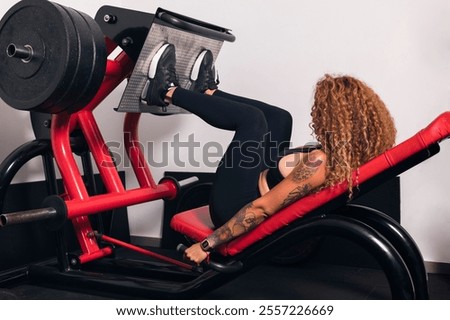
[[1, 0, 449, 263]]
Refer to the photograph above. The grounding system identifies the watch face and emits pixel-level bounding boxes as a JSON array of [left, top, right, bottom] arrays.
[[201, 240, 210, 250]]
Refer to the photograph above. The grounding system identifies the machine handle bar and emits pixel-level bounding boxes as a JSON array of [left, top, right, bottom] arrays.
[[177, 243, 243, 273], [157, 11, 236, 43]]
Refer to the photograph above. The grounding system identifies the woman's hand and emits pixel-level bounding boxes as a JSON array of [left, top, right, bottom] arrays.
[[184, 242, 209, 265]]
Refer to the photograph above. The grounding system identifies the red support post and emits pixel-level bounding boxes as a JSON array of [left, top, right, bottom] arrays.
[[49, 43, 179, 265]]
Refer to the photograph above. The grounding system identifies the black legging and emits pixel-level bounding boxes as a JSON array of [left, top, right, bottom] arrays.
[[172, 88, 293, 227]]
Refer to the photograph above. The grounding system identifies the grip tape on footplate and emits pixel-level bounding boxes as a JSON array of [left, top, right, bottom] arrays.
[[116, 20, 224, 115]]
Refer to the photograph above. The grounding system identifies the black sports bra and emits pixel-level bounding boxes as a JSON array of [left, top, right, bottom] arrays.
[[265, 143, 322, 189]]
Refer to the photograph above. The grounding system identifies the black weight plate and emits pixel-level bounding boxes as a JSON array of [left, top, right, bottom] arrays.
[[51, 4, 106, 114], [40, 2, 81, 114], [72, 11, 107, 113], [0, 0, 79, 113]]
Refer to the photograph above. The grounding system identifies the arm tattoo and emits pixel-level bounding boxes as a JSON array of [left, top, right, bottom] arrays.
[[285, 157, 321, 206], [291, 157, 323, 182], [281, 184, 312, 208], [208, 202, 263, 248]]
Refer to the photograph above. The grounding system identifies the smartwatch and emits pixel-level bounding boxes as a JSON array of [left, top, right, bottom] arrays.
[[200, 239, 212, 252]]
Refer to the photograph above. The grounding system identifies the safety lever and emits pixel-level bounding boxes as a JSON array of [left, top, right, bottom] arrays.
[[177, 244, 243, 274]]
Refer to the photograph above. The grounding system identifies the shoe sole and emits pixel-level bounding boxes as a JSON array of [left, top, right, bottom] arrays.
[[141, 80, 150, 100], [190, 50, 209, 81], [141, 43, 171, 101], [148, 43, 171, 79]]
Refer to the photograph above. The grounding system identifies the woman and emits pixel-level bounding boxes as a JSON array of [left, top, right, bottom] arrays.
[[143, 43, 396, 264]]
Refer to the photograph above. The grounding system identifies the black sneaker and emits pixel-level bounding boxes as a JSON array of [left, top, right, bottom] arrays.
[[141, 43, 179, 106], [189, 50, 219, 93]]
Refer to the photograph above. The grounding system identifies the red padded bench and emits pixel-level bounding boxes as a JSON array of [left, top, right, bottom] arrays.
[[171, 112, 450, 257]]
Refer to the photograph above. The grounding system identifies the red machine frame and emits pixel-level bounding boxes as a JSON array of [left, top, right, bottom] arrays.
[[51, 37, 187, 267]]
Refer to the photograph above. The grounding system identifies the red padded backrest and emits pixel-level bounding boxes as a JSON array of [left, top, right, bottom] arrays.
[[170, 112, 450, 256]]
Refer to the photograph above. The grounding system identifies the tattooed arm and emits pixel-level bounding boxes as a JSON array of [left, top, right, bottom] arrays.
[[184, 150, 327, 264], [184, 201, 268, 264]]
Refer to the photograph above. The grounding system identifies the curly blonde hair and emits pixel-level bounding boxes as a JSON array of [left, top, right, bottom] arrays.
[[310, 74, 396, 196]]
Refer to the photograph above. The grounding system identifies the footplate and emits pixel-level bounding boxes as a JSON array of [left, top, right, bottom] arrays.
[[116, 8, 234, 115]]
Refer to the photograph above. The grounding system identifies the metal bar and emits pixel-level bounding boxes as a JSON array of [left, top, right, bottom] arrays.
[[98, 233, 194, 270], [50, 56, 134, 261], [123, 113, 156, 188], [51, 112, 89, 201], [0, 207, 57, 227], [6, 43, 33, 61], [41, 150, 71, 271], [77, 111, 125, 193], [51, 56, 133, 198], [41, 153, 58, 195], [65, 181, 177, 218], [78, 246, 114, 264], [0, 140, 52, 210], [341, 204, 429, 299], [80, 150, 105, 234], [48, 53, 135, 264], [238, 215, 416, 299], [157, 10, 235, 42]]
